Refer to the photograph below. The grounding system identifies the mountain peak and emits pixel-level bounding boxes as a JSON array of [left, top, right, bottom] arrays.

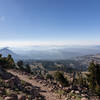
[[0, 47, 22, 61]]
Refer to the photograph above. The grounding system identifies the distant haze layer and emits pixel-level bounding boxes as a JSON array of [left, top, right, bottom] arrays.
[[0, 45, 100, 61]]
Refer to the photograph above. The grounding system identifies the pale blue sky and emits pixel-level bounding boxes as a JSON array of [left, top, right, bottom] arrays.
[[0, 0, 100, 46]]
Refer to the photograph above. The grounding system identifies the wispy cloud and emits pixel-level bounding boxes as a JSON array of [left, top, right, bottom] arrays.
[[0, 40, 99, 48], [0, 16, 5, 21]]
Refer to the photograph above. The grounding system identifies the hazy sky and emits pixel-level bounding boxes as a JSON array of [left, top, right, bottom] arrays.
[[0, 0, 100, 47]]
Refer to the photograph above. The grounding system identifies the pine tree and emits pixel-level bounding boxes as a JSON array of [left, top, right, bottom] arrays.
[[87, 61, 100, 96], [25, 64, 31, 73], [17, 60, 24, 70], [0, 54, 15, 69]]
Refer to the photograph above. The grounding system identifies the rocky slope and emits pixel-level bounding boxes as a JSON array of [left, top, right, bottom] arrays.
[[0, 68, 45, 100]]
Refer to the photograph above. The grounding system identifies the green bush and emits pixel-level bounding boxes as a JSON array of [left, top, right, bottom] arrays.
[[54, 71, 68, 86], [46, 74, 53, 80]]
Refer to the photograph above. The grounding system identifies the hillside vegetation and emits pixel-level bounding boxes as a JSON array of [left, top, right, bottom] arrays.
[[0, 54, 100, 100]]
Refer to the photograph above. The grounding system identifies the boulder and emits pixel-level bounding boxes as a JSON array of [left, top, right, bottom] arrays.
[[18, 95, 26, 100], [71, 90, 74, 93], [24, 86, 34, 95], [0, 68, 12, 79], [6, 76, 21, 89], [11, 76, 20, 85], [81, 97, 88, 100], [75, 91, 80, 94], [64, 98, 68, 100], [0, 87, 6, 95], [5, 79, 15, 89], [72, 96, 76, 99], [65, 87, 71, 93]]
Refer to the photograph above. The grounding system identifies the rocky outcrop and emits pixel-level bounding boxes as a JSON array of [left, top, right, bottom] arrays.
[[0, 69, 44, 100], [0, 67, 12, 79]]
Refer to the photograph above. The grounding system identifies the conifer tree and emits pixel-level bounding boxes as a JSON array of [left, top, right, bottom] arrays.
[[87, 61, 100, 96]]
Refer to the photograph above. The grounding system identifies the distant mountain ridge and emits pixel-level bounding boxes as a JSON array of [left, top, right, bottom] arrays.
[[0, 46, 100, 61], [0, 47, 83, 60], [0, 48, 22, 61]]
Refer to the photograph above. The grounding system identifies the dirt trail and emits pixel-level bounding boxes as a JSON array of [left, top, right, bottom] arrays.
[[7, 70, 64, 100]]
